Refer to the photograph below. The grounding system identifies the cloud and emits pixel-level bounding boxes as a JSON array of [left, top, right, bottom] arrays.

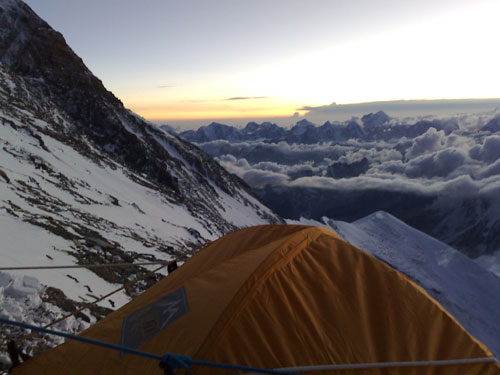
[[406, 128, 446, 159], [252, 161, 285, 173], [288, 174, 414, 192], [469, 135, 500, 163], [225, 96, 269, 101], [185, 96, 270, 103], [339, 148, 402, 164], [240, 170, 290, 189], [213, 132, 492, 194], [217, 154, 238, 163], [298, 99, 500, 124], [217, 155, 290, 189], [218, 154, 320, 188], [373, 160, 406, 175], [478, 159, 500, 179], [208, 111, 500, 211], [288, 173, 500, 199], [217, 143, 497, 201], [157, 85, 175, 89], [404, 148, 467, 178], [478, 176, 500, 198], [200, 140, 351, 165]]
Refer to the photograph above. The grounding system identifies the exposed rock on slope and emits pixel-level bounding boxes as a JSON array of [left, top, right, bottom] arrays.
[[0, 0, 281, 236], [0, 0, 282, 339]]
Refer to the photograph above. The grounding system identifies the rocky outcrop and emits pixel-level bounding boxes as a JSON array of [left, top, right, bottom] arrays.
[[0, 0, 282, 235]]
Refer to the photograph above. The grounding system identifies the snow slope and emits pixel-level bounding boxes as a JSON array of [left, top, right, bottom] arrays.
[[0, 49, 281, 361], [0, 59, 279, 308], [0, 0, 282, 361], [0, 271, 94, 361], [291, 212, 500, 359]]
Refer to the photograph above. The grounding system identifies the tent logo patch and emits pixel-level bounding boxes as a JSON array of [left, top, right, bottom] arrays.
[[120, 286, 189, 356]]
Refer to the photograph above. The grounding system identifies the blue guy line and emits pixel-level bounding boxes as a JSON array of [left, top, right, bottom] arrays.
[[0, 317, 300, 375]]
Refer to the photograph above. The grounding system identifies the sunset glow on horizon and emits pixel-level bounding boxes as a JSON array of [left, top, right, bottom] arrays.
[[25, 0, 500, 127]]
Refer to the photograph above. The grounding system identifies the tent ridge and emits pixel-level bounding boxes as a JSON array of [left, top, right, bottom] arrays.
[[194, 227, 320, 358], [11, 224, 500, 374]]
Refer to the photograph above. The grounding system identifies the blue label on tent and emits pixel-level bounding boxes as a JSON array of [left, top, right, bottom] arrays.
[[120, 286, 189, 357]]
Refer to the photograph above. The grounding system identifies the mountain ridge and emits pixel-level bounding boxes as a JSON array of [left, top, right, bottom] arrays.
[[0, 0, 282, 233], [173, 111, 500, 259], [1, 0, 499, 365], [174, 111, 463, 144], [291, 211, 500, 359], [0, 0, 282, 338]]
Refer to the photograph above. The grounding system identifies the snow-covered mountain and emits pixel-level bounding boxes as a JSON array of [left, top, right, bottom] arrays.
[[292, 211, 500, 359], [0, 0, 281, 356], [175, 109, 500, 262], [1, 0, 498, 368], [177, 111, 461, 144]]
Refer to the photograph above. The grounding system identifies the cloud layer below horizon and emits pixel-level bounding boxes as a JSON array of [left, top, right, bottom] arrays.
[[199, 112, 500, 204]]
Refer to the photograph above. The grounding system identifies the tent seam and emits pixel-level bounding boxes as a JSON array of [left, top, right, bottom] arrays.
[[193, 227, 321, 360]]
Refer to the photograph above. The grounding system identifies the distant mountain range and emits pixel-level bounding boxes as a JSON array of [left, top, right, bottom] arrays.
[[1, 0, 500, 363], [299, 98, 500, 125], [170, 110, 496, 144], [171, 111, 500, 263]]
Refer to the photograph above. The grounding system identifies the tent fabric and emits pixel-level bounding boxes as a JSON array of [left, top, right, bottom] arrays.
[[13, 225, 499, 374]]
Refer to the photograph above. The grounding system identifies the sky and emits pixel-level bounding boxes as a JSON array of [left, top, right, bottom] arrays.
[[24, 0, 500, 128]]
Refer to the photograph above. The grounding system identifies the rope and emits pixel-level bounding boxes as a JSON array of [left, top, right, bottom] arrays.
[[0, 317, 165, 360], [273, 357, 499, 372], [0, 318, 300, 375], [0, 261, 170, 271], [0, 318, 497, 375], [9, 263, 169, 346], [7, 246, 201, 346]]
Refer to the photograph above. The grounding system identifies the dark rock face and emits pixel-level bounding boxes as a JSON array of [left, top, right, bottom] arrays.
[[256, 186, 433, 224], [257, 184, 500, 258], [241, 121, 287, 140], [0, 2, 284, 355], [0, 1, 176, 190], [361, 110, 391, 129], [0, 0, 282, 232]]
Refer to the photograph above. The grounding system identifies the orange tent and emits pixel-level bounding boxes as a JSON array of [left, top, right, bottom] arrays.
[[13, 225, 500, 374]]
